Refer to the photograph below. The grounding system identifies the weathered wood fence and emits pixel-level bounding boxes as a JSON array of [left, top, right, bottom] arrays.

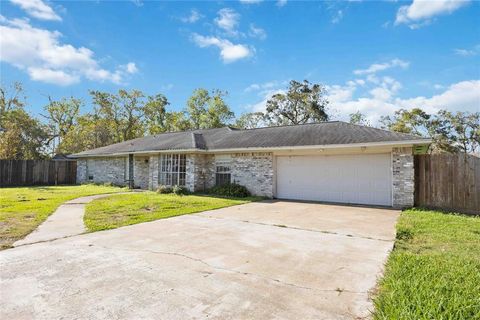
[[415, 154, 480, 214], [0, 160, 77, 187]]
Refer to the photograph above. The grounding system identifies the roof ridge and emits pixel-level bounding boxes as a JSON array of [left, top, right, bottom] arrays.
[[235, 121, 340, 132]]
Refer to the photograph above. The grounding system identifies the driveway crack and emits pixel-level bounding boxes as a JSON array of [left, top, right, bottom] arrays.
[[193, 214, 393, 242], [90, 243, 367, 296]]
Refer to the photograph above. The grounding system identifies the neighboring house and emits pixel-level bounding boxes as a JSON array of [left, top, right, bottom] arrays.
[[71, 121, 430, 208]]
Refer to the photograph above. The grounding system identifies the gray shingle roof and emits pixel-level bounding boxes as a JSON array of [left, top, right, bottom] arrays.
[[72, 121, 429, 157]]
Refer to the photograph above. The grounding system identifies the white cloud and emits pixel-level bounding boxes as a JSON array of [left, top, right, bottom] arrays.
[[328, 78, 479, 124], [244, 80, 286, 92], [244, 75, 479, 126], [276, 0, 287, 7], [454, 49, 475, 56], [161, 83, 174, 91], [28, 67, 79, 86], [121, 62, 138, 74], [0, 16, 137, 85], [10, 0, 61, 21], [396, 80, 480, 114], [249, 24, 267, 40], [215, 8, 240, 36], [331, 10, 343, 24], [454, 44, 480, 56], [242, 80, 289, 112], [327, 76, 404, 123], [191, 33, 252, 63], [180, 9, 202, 23], [353, 58, 410, 75], [245, 89, 285, 112], [131, 0, 143, 7], [239, 0, 263, 3], [326, 84, 357, 103], [395, 0, 470, 28]]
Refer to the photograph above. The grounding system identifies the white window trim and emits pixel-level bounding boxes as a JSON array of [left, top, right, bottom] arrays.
[[215, 159, 232, 186], [158, 154, 186, 186]]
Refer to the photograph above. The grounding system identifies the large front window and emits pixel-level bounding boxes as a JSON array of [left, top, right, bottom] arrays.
[[159, 154, 186, 186]]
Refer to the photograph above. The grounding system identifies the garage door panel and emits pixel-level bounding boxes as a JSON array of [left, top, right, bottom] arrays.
[[276, 154, 392, 206]]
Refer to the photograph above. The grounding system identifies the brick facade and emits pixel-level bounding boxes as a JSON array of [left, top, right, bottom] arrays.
[[76, 149, 414, 206], [231, 152, 274, 197], [392, 147, 415, 208], [76, 159, 87, 183], [76, 155, 150, 189], [186, 154, 215, 193], [148, 155, 159, 190], [134, 156, 149, 189], [76, 157, 127, 186]]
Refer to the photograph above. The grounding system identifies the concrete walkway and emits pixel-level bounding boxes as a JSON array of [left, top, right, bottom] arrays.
[[13, 193, 124, 247]]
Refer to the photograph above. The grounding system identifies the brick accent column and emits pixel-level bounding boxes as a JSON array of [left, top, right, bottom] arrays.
[[76, 159, 87, 184], [392, 147, 414, 208], [133, 156, 149, 189], [186, 154, 215, 193], [148, 155, 159, 190], [186, 155, 195, 192]]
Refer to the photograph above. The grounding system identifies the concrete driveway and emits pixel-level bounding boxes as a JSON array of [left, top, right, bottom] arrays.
[[0, 201, 399, 320]]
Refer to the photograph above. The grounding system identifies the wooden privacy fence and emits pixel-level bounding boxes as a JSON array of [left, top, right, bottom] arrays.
[[0, 160, 77, 187], [415, 154, 480, 214]]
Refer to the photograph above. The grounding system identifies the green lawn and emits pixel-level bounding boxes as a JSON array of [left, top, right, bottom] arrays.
[[84, 192, 261, 232], [0, 185, 127, 249], [373, 208, 480, 320]]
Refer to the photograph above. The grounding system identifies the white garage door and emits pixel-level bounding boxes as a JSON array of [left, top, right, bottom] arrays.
[[276, 154, 392, 206]]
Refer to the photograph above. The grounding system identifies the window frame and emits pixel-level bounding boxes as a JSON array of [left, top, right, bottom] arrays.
[[158, 154, 186, 186], [87, 159, 95, 181], [215, 160, 232, 186]]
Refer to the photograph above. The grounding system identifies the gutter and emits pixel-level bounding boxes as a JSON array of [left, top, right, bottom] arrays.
[[70, 139, 432, 158]]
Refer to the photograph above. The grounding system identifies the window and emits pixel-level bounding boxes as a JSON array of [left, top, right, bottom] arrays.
[[159, 154, 186, 186], [87, 159, 95, 181], [216, 164, 231, 186]]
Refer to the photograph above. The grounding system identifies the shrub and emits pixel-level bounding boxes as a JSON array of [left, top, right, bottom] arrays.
[[172, 185, 189, 195], [207, 183, 251, 198], [156, 185, 172, 194]]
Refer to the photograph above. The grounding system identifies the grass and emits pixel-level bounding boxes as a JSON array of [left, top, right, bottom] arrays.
[[373, 208, 480, 320], [84, 192, 261, 232], [0, 184, 127, 249]]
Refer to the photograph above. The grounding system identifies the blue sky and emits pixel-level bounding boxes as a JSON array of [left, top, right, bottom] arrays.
[[1, 0, 479, 124]]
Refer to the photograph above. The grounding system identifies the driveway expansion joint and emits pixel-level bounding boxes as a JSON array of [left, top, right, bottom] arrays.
[[195, 214, 394, 243]]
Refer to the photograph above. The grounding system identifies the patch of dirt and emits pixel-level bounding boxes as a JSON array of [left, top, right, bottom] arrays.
[[0, 221, 11, 233]]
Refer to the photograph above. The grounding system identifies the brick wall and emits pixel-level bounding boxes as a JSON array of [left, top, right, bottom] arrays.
[[76, 159, 87, 183], [134, 156, 149, 189], [148, 155, 159, 190], [186, 154, 215, 192], [231, 152, 274, 197], [76, 157, 127, 186], [392, 147, 414, 208]]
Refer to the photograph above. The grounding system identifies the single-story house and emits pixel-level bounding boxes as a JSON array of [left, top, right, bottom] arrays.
[[72, 121, 431, 208]]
